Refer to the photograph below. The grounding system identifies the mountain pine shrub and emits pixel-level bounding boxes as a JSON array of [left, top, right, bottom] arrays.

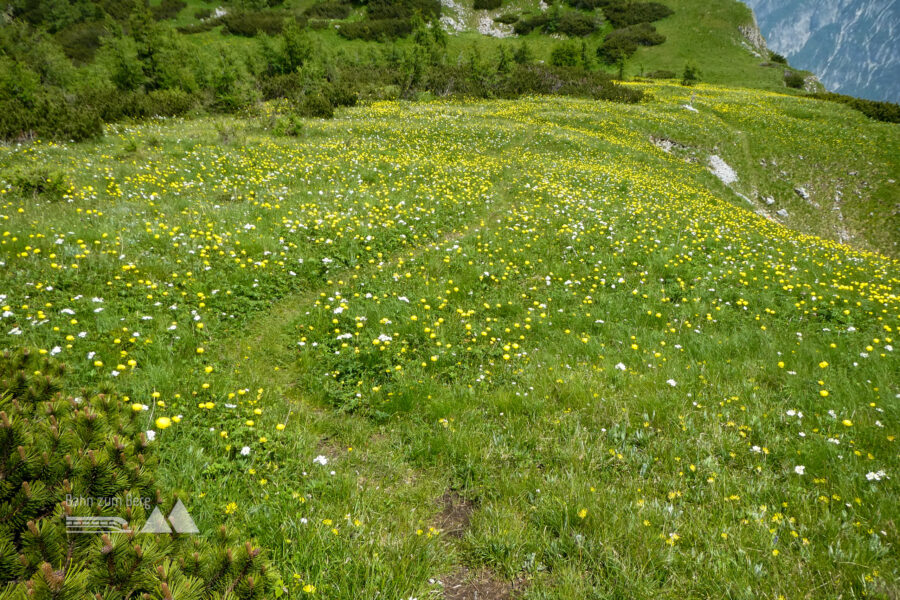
[[0, 349, 281, 599]]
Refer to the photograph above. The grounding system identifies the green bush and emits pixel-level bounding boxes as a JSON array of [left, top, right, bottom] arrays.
[[597, 22, 665, 64], [808, 92, 900, 123], [151, 0, 187, 21], [2, 166, 71, 199], [603, 1, 673, 28], [367, 0, 441, 20], [565, 0, 607, 9], [338, 18, 414, 40], [221, 11, 290, 36], [474, 0, 503, 9], [494, 12, 520, 25], [144, 87, 197, 116], [55, 21, 109, 64], [305, 1, 353, 19], [205, 48, 260, 112], [324, 81, 359, 108], [177, 19, 221, 34], [513, 41, 534, 64], [784, 71, 805, 89], [0, 93, 103, 142], [495, 64, 644, 103], [513, 12, 552, 35], [273, 114, 304, 136], [0, 349, 281, 600], [551, 42, 580, 67], [259, 72, 303, 100], [681, 64, 699, 86], [298, 92, 334, 118], [557, 11, 597, 36], [770, 52, 787, 64], [194, 8, 213, 20]]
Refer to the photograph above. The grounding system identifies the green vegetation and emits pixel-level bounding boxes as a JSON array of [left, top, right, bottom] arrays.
[[809, 92, 900, 124], [598, 22, 666, 65], [1, 82, 898, 597], [1, 0, 865, 144], [0, 349, 280, 598], [1, 2, 898, 599], [603, 1, 673, 28], [1, 1, 658, 142], [784, 70, 805, 89]]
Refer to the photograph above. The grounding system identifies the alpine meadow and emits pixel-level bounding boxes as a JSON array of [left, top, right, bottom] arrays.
[[0, 1, 898, 599]]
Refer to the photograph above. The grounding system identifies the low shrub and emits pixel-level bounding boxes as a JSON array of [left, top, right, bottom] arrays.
[[0, 94, 103, 142], [2, 166, 71, 199], [557, 11, 597, 36], [324, 81, 358, 108], [808, 92, 900, 123], [151, 0, 187, 21], [338, 18, 414, 40], [681, 64, 699, 86], [494, 12, 520, 25], [0, 349, 281, 599], [305, 1, 353, 19], [144, 87, 197, 116], [274, 113, 304, 136], [55, 21, 108, 64], [298, 92, 334, 118], [474, 0, 503, 9], [565, 0, 607, 9], [259, 72, 303, 100], [513, 12, 552, 35], [784, 71, 805, 89], [597, 22, 665, 64], [221, 11, 290, 36], [603, 1, 673, 28], [367, 0, 441, 20], [551, 42, 580, 67], [496, 64, 644, 103], [177, 19, 221, 34]]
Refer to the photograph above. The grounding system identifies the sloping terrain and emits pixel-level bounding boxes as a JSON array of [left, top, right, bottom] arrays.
[[1, 83, 897, 598], [744, 0, 900, 102]]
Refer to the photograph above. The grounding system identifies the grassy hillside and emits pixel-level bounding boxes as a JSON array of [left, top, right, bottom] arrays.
[[167, 0, 810, 91], [1, 83, 897, 598]]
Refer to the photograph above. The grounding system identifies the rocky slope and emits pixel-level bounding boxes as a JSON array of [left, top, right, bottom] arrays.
[[742, 0, 899, 101]]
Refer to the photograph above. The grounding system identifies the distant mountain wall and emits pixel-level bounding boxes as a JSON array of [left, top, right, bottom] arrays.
[[742, 0, 900, 102]]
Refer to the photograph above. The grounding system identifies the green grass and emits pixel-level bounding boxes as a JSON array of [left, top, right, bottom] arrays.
[[172, 0, 815, 97], [625, 0, 792, 87], [1, 84, 898, 598]]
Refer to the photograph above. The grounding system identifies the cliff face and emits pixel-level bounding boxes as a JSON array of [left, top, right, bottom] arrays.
[[741, 0, 900, 102], [737, 11, 767, 58]]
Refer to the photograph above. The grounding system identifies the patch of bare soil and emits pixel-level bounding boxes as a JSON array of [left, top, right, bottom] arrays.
[[434, 491, 476, 538], [442, 567, 527, 600]]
